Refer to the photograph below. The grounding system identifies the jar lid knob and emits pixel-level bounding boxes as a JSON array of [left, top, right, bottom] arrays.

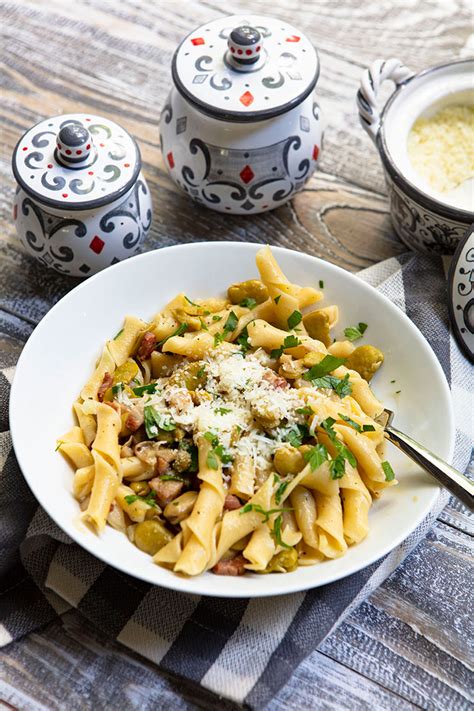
[[227, 25, 263, 70], [56, 123, 94, 166]]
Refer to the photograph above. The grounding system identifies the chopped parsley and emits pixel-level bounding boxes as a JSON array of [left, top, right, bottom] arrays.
[[214, 311, 238, 346], [160, 474, 186, 482], [112, 383, 123, 396], [338, 413, 375, 432], [144, 405, 176, 438], [196, 366, 206, 378], [310, 373, 352, 398], [382, 461, 395, 481], [240, 503, 292, 524], [157, 322, 188, 348], [270, 334, 301, 359], [319, 280, 324, 289], [212, 315, 222, 322], [113, 328, 123, 340], [124, 491, 158, 507], [204, 432, 233, 468], [133, 382, 158, 396], [273, 475, 290, 505], [240, 297, 257, 309], [344, 322, 368, 342], [272, 514, 292, 549], [281, 423, 308, 448], [274, 295, 281, 304], [319, 416, 357, 478], [304, 444, 329, 470], [179, 440, 198, 473], [303, 355, 346, 381], [296, 406, 313, 416], [236, 326, 250, 354], [329, 455, 346, 479], [215, 407, 231, 415], [287, 310, 302, 330], [199, 319, 209, 331]]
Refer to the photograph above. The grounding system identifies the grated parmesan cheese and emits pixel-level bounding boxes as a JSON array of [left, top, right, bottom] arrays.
[[407, 105, 474, 194]]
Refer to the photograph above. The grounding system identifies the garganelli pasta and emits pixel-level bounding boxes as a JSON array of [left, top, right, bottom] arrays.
[[58, 247, 397, 577]]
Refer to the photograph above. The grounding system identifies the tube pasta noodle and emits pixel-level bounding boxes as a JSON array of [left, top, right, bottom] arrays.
[[60, 246, 397, 577]]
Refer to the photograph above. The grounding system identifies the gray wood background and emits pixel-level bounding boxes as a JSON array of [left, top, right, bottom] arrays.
[[0, 1, 472, 709]]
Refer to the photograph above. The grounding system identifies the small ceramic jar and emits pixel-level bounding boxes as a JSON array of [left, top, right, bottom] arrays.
[[12, 113, 152, 276], [357, 58, 473, 254], [160, 14, 323, 214]]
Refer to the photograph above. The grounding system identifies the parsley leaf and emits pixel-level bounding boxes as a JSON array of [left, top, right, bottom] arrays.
[[273, 475, 290, 505], [296, 406, 313, 416], [281, 424, 308, 448], [112, 383, 123, 396], [344, 322, 368, 341], [124, 491, 158, 507], [272, 514, 292, 549], [207, 450, 219, 469], [133, 383, 158, 396], [240, 297, 257, 309], [215, 407, 231, 415], [319, 280, 324, 289], [160, 474, 186, 482], [212, 314, 222, 322], [274, 295, 281, 304], [143, 406, 175, 438], [302, 355, 346, 381], [304, 444, 329, 471], [329, 455, 346, 479], [270, 334, 301, 359], [363, 424, 376, 432], [309, 373, 352, 398], [157, 322, 188, 348], [338, 415, 376, 433], [236, 326, 250, 354], [240, 503, 292, 524], [287, 310, 302, 330], [214, 311, 239, 346], [204, 431, 219, 447], [320, 416, 336, 437], [382, 461, 395, 481], [196, 366, 206, 378]]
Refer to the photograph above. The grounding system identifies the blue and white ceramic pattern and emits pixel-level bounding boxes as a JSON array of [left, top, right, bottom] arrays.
[[160, 14, 323, 214], [12, 113, 152, 276], [448, 226, 474, 363], [357, 58, 473, 254]]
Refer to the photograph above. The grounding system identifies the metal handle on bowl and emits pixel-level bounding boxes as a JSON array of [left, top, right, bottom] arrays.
[[385, 424, 474, 511], [357, 58, 415, 142]]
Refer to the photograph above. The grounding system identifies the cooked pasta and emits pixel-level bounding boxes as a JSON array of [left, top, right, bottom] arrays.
[[58, 246, 396, 577]]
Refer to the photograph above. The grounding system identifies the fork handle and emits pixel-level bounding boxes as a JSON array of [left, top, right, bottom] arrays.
[[386, 425, 474, 511]]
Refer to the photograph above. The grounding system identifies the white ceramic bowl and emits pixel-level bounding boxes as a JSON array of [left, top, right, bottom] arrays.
[[10, 242, 455, 597]]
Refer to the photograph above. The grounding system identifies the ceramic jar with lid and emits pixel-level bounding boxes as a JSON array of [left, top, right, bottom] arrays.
[[12, 113, 152, 276], [160, 14, 323, 214]]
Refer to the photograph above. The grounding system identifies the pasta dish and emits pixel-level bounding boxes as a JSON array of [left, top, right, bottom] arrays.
[[58, 247, 396, 577]]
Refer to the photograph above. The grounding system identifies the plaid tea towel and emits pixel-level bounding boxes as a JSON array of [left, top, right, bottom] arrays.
[[0, 252, 472, 708]]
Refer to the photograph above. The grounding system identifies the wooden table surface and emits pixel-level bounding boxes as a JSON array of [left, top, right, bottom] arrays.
[[0, 1, 472, 709]]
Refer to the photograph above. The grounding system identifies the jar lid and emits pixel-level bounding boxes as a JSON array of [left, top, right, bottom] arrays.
[[172, 14, 319, 122], [12, 113, 141, 211]]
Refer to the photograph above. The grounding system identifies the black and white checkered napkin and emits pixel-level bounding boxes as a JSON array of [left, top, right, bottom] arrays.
[[1, 253, 471, 708]]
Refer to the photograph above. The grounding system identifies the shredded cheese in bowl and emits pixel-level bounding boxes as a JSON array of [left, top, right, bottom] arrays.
[[407, 105, 474, 195]]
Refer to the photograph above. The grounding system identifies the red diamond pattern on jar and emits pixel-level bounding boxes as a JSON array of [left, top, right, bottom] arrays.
[[167, 151, 175, 169], [312, 145, 319, 161], [191, 37, 205, 46], [240, 165, 255, 184], [89, 235, 105, 254], [239, 91, 254, 107]]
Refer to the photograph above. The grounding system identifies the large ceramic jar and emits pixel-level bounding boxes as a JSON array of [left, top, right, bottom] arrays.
[[12, 113, 152, 276], [160, 15, 323, 214]]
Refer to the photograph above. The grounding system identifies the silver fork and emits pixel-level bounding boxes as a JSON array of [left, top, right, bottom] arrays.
[[378, 409, 474, 511]]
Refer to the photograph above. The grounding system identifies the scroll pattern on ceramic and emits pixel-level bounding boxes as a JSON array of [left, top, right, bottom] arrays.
[[387, 181, 469, 254], [160, 92, 322, 214], [449, 228, 474, 360], [13, 178, 152, 277], [14, 114, 139, 208]]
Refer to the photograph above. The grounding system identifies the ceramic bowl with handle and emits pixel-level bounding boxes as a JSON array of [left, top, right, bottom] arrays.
[[159, 14, 323, 215], [357, 58, 473, 254], [12, 113, 152, 277]]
